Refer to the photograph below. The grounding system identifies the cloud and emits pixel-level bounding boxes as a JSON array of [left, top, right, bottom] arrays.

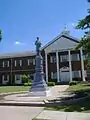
[[14, 41, 25, 45]]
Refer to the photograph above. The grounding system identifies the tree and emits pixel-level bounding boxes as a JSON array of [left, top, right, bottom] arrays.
[[75, 0, 90, 78]]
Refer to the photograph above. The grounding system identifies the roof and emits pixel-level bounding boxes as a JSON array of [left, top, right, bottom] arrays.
[[41, 33, 80, 50], [0, 33, 80, 59], [0, 51, 36, 59]]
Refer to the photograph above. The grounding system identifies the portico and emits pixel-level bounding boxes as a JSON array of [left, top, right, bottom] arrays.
[[44, 33, 86, 83]]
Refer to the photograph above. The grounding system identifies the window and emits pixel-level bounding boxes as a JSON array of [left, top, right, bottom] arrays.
[[71, 54, 80, 61], [2, 61, 9, 67], [33, 59, 35, 65], [50, 56, 56, 63], [19, 60, 22, 66], [15, 75, 21, 80], [28, 74, 34, 80], [28, 59, 35, 65], [51, 72, 57, 79], [60, 55, 68, 62], [7, 61, 9, 67], [15, 60, 16, 67], [2, 61, 4, 67], [2, 75, 9, 81], [72, 71, 81, 78], [83, 54, 87, 60]]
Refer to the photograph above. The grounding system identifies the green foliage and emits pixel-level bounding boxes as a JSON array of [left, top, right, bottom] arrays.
[[22, 74, 31, 83], [75, 34, 90, 52], [75, 0, 90, 76], [47, 82, 55, 86], [75, 0, 90, 51], [24, 82, 32, 86], [69, 81, 77, 86]]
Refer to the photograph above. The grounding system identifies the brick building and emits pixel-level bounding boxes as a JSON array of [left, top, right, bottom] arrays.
[[0, 32, 87, 85]]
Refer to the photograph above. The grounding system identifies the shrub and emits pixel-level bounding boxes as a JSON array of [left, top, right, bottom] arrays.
[[22, 74, 31, 83], [24, 82, 32, 86], [69, 81, 77, 86], [48, 82, 55, 86]]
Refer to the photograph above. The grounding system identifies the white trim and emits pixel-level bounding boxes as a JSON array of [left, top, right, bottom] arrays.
[[15, 60, 16, 67], [28, 59, 30, 65], [80, 48, 85, 81], [51, 72, 53, 79], [60, 54, 69, 62], [33, 59, 35, 65], [45, 53, 48, 83], [7, 61, 9, 67], [15, 74, 22, 84], [2, 61, 4, 67], [20, 60, 22, 66], [2, 75, 9, 84], [68, 50, 72, 81], [41, 34, 79, 50], [56, 51, 59, 82]]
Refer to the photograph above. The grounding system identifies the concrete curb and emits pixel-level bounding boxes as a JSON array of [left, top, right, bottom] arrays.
[[0, 102, 45, 107]]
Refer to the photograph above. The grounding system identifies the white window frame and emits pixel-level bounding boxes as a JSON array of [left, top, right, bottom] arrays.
[[51, 72, 53, 79], [2, 75, 9, 81], [19, 60, 22, 66], [28, 59, 30, 65], [15, 74, 21, 81], [60, 55, 69, 62], [7, 61, 9, 67], [2, 61, 4, 67], [72, 71, 81, 78], [51, 72, 57, 79], [15, 60, 16, 67], [50, 56, 56, 63], [28, 59, 34, 65], [71, 54, 80, 61], [33, 59, 35, 65], [15, 74, 22, 84]]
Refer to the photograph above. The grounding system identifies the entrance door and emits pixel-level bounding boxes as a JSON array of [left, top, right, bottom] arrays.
[[60, 72, 70, 82]]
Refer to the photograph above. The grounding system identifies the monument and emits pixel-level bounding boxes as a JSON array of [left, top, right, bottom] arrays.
[[29, 37, 50, 96]]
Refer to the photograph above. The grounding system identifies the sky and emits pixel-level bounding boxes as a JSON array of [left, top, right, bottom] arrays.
[[0, 0, 89, 53]]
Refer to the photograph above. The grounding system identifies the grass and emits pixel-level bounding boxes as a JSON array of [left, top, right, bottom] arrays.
[[0, 86, 30, 93], [67, 83, 90, 93], [45, 82, 90, 113]]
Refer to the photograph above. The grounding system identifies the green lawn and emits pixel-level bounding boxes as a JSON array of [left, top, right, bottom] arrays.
[[45, 83, 90, 113], [67, 83, 90, 92], [0, 86, 30, 93]]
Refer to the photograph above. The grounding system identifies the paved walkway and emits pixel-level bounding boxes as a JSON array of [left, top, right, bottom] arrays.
[[0, 106, 43, 120], [35, 110, 90, 120], [3, 85, 69, 103]]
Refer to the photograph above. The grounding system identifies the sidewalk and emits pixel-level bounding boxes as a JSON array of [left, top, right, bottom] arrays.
[[34, 110, 90, 120]]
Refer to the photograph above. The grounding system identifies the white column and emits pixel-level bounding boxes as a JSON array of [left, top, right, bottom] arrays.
[[45, 53, 48, 83], [56, 51, 59, 82], [80, 48, 85, 81], [68, 50, 72, 81]]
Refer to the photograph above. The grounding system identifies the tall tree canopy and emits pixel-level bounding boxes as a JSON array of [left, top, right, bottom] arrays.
[[75, 0, 90, 76], [75, 0, 90, 51]]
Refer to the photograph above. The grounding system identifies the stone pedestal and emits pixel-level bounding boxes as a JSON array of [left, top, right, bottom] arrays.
[[29, 37, 51, 97]]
